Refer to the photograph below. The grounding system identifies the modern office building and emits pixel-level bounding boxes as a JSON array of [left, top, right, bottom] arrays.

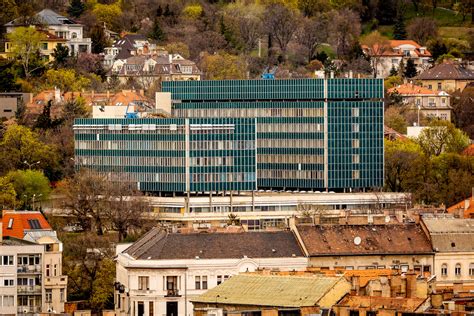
[[161, 78, 384, 192], [74, 118, 257, 192]]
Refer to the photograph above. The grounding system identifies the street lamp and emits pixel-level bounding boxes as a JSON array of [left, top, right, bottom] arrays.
[[23, 160, 41, 170], [32, 194, 42, 211]]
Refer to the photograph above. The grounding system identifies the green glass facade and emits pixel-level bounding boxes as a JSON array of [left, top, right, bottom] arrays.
[[163, 78, 384, 191], [74, 118, 257, 192]]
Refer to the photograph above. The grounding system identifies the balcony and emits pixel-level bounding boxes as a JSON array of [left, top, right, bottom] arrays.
[[17, 285, 42, 295], [17, 265, 42, 274], [18, 305, 42, 314], [165, 289, 181, 297], [44, 275, 68, 287]]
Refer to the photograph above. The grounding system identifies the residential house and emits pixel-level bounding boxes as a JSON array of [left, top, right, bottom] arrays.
[[421, 217, 474, 288], [108, 52, 201, 88], [0, 93, 32, 119], [1, 210, 68, 314], [192, 274, 351, 316], [388, 83, 452, 121], [295, 224, 434, 274], [415, 61, 474, 92], [4, 9, 91, 55], [114, 228, 307, 316], [362, 40, 431, 78], [0, 30, 67, 62], [103, 34, 157, 68]]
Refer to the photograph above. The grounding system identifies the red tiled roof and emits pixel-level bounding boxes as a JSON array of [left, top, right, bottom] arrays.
[[362, 40, 431, 57], [2, 210, 52, 239], [447, 196, 474, 219]]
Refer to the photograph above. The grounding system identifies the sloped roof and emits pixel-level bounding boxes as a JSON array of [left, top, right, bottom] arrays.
[[422, 218, 474, 252], [388, 83, 439, 95], [296, 224, 433, 256], [5, 9, 79, 26], [416, 62, 474, 80], [36, 29, 68, 42], [362, 40, 431, 57], [337, 295, 425, 312], [2, 210, 52, 239], [192, 274, 347, 308], [124, 227, 304, 260]]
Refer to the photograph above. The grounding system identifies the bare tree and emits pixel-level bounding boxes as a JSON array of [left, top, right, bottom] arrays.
[[237, 14, 263, 53], [361, 31, 391, 77], [407, 17, 438, 45], [262, 4, 300, 60], [327, 9, 361, 58], [296, 15, 328, 63], [102, 183, 152, 241]]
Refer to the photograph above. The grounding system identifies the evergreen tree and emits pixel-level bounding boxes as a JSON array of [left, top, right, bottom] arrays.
[[398, 59, 405, 78], [67, 0, 85, 18], [149, 19, 165, 42], [90, 24, 108, 54], [389, 65, 398, 76], [404, 59, 418, 78], [52, 44, 70, 68], [156, 5, 163, 17], [430, 40, 448, 61], [393, 15, 407, 40]]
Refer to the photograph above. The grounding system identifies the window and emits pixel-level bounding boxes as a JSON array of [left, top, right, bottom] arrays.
[[7, 218, 13, 229], [28, 219, 42, 229], [352, 154, 360, 164], [352, 123, 359, 133], [351, 108, 359, 117], [3, 279, 14, 286], [195, 276, 208, 290], [352, 139, 359, 148], [46, 264, 50, 277], [149, 301, 154, 316], [441, 263, 448, 276], [217, 275, 230, 285], [437, 82, 442, 90], [41, 42, 48, 50], [455, 263, 461, 276], [46, 289, 52, 303], [469, 263, 474, 276], [138, 276, 149, 290], [2, 295, 14, 306], [60, 288, 65, 302], [352, 170, 360, 179], [54, 264, 57, 276], [2, 256, 14, 266]]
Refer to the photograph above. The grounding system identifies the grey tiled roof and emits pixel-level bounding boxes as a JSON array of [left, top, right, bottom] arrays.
[[416, 62, 474, 80], [5, 9, 79, 26], [124, 228, 304, 260]]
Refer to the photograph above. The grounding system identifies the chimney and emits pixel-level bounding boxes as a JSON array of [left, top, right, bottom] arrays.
[[405, 272, 417, 298], [330, 71, 334, 79], [54, 87, 61, 103], [107, 90, 110, 99], [453, 281, 463, 295], [349, 70, 353, 78]]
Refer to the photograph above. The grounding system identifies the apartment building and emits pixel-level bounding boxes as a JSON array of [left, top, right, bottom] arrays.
[[1, 210, 67, 314], [415, 61, 474, 92], [115, 228, 307, 316], [421, 217, 474, 288]]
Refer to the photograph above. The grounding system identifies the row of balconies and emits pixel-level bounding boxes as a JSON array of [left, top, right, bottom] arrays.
[[18, 305, 42, 314], [17, 285, 42, 294], [17, 265, 42, 274]]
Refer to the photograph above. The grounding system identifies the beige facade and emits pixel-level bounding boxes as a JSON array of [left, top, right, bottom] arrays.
[[434, 252, 474, 287], [419, 79, 471, 93]]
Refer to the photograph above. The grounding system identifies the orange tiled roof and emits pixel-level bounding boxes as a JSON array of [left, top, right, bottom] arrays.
[[389, 40, 422, 49], [337, 295, 425, 312], [2, 210, 52, 239], [388, 83, 437, 95], [447, 195, 474, 219], [363, 40, 431, 57], [462, 144, 474, 156]]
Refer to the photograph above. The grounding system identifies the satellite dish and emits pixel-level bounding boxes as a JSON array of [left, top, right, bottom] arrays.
[[354, 236, 362, 245], [385, 215, 390, 223]]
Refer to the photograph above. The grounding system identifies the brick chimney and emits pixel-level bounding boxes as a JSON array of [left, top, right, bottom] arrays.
[[405, 272, 417, 298]]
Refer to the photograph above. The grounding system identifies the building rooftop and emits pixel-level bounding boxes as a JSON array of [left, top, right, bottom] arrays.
[[5, 9, 80, 26], [416, 62, 474, 80], [0, 236, 37, 246], [192, 274, 349, 308], [362, 40, 431, 57], [296, 224, 433, 256], [388, 83, 447, 96], [422, 218, 474, 252], [124, 228, 304, 260], [2, 210, 52, 239], [337, 295, 426, 312]]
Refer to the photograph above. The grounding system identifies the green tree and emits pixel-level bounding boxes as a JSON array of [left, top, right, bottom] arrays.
[[90, 24, 108, 54], [7, 27, 46, 79], [389, 65, 398, 77], [0, 0, 18, 26], [68, 0, 86, 18], [90, 258, 115, 311], [0, 176, 17, 209], [148, 19, 165, 42], [52, 44, 70, 68], [416, 120, 470, 157], [385, 107, 408, 134], [6, 169, 51, 210], [404, 59, 417, 78], [0, 124, 59, 178], [45, 69, 91, 92], [200, 52, 247, 80], [0, 60, 21, 92], [393, 14, 407, 40], [92, 3, 122, 31]]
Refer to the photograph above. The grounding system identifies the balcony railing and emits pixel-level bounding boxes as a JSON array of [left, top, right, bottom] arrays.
[[18, 305, 41, 314], [17, 285, 42, 294], [165, 288, 180, 297], [17, 265, 42, 274]]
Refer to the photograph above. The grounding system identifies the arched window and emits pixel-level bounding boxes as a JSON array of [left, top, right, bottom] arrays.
[[455, 263, 461, 276], [469, 263, 474, 276], [71, 32, 77, 39], [441, 263, 448, 276]]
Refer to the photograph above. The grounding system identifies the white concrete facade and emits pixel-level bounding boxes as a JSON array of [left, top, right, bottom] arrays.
[[115, 251, 308, 316]]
